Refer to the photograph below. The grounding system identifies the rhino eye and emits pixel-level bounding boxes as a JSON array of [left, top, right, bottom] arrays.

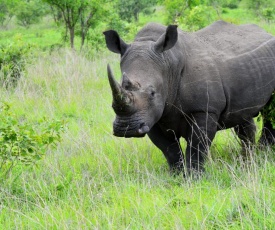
[[150, 90, 155, 98]]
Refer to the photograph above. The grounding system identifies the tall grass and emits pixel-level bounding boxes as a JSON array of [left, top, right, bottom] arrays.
[[0, 49, 275, 229]]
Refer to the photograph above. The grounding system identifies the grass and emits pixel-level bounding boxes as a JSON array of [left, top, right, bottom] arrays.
[[220, 8, 275, 34], [0, 6, 275, 230], [0, 49, 275, 229], [0, 27, 61, 47], [0, 16, 88, 51]]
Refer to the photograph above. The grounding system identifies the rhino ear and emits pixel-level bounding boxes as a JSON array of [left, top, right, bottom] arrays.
[[103, 30, 129, 55], [154, 25, 178, 53]]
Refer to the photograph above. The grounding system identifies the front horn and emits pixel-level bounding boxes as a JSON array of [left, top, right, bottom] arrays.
[[107, 64, 131, 105]]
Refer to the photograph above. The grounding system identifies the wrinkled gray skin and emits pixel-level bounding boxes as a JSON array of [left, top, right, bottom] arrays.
[[103, 21, 275, 173]]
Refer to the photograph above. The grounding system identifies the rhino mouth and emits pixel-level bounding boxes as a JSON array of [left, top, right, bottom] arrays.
[[113, 120, 150, 138]]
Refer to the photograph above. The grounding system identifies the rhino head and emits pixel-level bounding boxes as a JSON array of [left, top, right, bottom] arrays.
[[103, 25, 178, 138]]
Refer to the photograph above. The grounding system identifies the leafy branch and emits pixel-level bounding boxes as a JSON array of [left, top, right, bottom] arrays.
[[0, 103, 65, 180]]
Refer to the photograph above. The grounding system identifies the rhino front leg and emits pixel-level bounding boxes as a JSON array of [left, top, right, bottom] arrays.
[[185, 113, 218, 173], [147, 124, 184, 172]]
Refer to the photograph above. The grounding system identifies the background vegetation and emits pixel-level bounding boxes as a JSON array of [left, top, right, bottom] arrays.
[[0, 0, 275, 228]]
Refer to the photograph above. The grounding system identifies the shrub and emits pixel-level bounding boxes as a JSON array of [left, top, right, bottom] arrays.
[[85, 27, 106, 52], [107, 13, 128, 36], [182, 5, 216, 31], [261, 7, 275, 23], [222, 0, 239, 9], [0, 103, 65, 179], [0, 35, 32, 88], [164, 0, 201, 24]]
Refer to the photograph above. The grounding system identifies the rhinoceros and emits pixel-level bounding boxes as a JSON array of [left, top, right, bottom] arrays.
[[103, 21, 275, 173]]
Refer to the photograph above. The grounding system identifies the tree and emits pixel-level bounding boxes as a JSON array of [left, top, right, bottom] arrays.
[[0, 1, 8, 26], [117, 0, 157, 22], [43, 0, 107, 49], [48, 5, 63, 24], [77, 0, 107, 48], [0, 0, 19, 28], [164, 0, 201, 23], [15, 0, 45, 28]]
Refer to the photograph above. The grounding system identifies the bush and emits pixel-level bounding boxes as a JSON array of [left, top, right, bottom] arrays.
[[164, 0, 201, 23], [0, 103, 65, 179], [107, 13, 127, 36], [182, 5, 216, 31], [85, 27, 106, 52], [0, 35, 32, 88], [222, 0, 239, 9], [261, 7, 275, 23]]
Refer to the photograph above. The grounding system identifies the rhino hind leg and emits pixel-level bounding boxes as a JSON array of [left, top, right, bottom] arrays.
[[259, 119, 275, 146], [234, 119, 256, 156], [259, 95, 275, 146]]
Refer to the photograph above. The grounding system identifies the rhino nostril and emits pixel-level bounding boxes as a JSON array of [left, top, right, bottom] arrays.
[[138, 123, 150, 134]]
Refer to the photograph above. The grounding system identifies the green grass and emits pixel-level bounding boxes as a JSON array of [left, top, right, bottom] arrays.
[[0, 22, 63, 50], [0, 27, 61, 47], [139, 6, 167, 25], [221, 8, 275, 34], [0, 17, 86, 50], [0, 6, 275, 229]]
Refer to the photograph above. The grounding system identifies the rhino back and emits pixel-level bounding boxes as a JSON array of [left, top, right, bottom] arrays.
[[174, 21, 275, 127], [193, 20, 273, 58]]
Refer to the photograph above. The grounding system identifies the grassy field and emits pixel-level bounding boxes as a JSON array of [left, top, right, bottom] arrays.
[[0, 7, 275, 229]]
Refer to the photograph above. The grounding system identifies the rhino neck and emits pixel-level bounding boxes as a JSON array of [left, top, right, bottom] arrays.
[[162, 45, 186, 115]]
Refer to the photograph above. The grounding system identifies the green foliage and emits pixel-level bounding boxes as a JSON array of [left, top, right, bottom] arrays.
[[182, 5, 216, 31], [0, 0, 19, 27], [0, 35, 32, 87], [243, 0, 275, 19], [164, 0, 224, 25], [107, 12, 127, 35], [164, 0, 201, 23], [164, 0, 185, 23], [15, 0, 45, 28], [0, 1, 8, 26], [44, 0, 109, 49], [0, 103, 65, 179], [117, 0, 158, 22], [222, 0, 240, 9], [76, 0, 110, 47], [85, 27, 106, 52], [261, 7, 275, 23]]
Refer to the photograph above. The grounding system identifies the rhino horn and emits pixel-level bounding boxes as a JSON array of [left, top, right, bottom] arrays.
[[107, 64, 131, 106]]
